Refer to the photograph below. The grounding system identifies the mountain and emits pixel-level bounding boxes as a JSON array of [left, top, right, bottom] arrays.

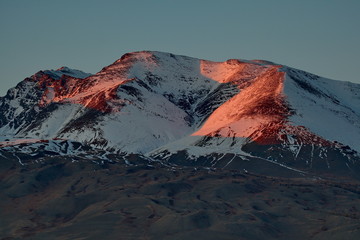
[[1, 51, 360, 240], [0, 51, 359, 179]]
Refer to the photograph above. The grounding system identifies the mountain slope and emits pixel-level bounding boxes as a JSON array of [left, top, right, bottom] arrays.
[[0, 51, 359, 178]]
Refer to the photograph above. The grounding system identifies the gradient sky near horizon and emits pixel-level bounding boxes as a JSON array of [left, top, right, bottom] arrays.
[[1, 0, 359, 96]]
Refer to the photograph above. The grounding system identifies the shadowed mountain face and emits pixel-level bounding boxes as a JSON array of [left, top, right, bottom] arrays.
[[1, 51, 360, 239]]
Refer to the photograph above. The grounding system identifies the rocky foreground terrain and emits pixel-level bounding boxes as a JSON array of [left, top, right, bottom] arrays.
[[1, 158, 359, 240]]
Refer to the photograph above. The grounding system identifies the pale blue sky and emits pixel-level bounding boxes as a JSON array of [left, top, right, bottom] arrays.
[[1, 0, 359, 96]]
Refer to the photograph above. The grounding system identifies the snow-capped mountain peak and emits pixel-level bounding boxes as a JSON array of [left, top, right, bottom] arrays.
[[1, 51, 359, 178]]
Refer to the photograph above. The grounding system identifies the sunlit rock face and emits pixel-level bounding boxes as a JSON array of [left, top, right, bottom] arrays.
[[0, 51, 360, 178]]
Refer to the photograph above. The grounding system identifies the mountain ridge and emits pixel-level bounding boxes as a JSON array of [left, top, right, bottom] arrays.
[[0, 51, 359, 179]]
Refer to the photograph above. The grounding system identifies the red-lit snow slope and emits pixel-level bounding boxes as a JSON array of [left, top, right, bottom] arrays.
[[0, 51, 359, 175]]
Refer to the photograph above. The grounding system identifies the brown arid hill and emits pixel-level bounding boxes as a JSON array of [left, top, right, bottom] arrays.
[[0, 158, 360, 240]]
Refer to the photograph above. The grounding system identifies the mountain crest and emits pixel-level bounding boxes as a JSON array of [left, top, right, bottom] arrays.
[[0, 51, 359, 178]]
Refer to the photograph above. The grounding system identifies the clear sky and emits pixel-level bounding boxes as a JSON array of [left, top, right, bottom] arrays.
[[1, 0, 359, 96]]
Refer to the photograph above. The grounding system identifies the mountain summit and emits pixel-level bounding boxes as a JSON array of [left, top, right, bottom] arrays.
[[0, 51, 359, 178]]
